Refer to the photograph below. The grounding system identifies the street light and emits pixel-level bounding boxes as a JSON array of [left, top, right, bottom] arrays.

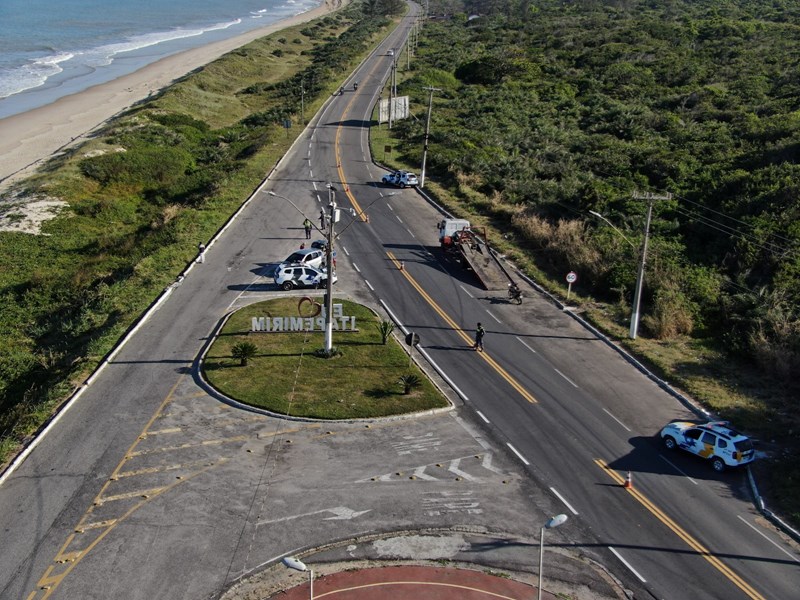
[[267, 188, 335, 352], [282, 556, 313, 600], [588, 209, 645, 340], [538, 514, 568, 600]]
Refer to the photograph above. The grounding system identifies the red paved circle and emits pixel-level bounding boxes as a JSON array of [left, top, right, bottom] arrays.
[[272, 565, 555, 599]]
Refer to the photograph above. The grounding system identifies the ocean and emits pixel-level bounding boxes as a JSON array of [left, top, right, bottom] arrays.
[[0, 0, 321, 119]]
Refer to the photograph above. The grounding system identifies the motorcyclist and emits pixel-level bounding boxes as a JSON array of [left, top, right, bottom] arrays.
[[508, 282, 522, 303], [353, 81, 359, 91]]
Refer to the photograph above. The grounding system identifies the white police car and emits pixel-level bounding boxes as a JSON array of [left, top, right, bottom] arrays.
[[382, 170, 419, 188], [660, 420, 755, 472], [274, 264, 336, 291], [280, 248, 324, 270]]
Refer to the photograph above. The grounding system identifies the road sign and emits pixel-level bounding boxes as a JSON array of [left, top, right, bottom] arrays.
[[566, 271, 578, 284]]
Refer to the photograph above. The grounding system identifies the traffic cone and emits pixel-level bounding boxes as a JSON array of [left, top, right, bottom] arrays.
[[624, 472, 633, 489]]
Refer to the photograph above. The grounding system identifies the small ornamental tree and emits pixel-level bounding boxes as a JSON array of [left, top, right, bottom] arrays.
[[231, 341, 258, 366], [398, 373, 421, 395]]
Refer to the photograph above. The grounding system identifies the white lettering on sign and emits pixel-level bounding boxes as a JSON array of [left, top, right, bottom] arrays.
[[251, 304, 357, 332]]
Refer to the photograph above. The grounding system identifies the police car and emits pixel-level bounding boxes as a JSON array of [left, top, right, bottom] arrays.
[[381, 170, 419, 188], [660, 420, 755, 472], [274, 265, 336, 291]]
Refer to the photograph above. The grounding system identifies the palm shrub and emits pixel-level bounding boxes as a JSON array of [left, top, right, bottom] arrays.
[[231, 341, 258, 366], [398, 373, 421, 395], [375, 320, 395, 344]]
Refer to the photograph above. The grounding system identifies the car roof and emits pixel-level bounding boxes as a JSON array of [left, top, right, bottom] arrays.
[[670, 420, 748, 441]]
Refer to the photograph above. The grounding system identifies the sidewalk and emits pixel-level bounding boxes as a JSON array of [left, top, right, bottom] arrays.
[[221, 531, 629, 600]]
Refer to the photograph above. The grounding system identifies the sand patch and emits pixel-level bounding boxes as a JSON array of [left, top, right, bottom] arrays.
[[0, 191, 68, 235]]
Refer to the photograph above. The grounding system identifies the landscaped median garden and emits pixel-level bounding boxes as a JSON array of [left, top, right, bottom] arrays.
[[202, 298, 448, 419]]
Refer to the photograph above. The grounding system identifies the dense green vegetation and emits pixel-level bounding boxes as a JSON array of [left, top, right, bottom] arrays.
[[204, 298, 447, 418], [378, 0, 798, 523], [0, 2, 398, 462]]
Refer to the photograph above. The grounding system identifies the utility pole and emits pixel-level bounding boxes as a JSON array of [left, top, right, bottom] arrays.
[[300, 77, 305, 124], [629, 191, 671, 339], [324, 183, 338, 352], [388, 55, 397, 129], [420, 86, 441, 189]]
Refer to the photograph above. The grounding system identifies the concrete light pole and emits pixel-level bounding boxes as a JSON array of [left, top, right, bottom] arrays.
[[538, 514, 567, 600], [420, 86, 441, 189], [323, 183, 338, 353], [283, 556, 313, 600], [589, 190, 670, 340]]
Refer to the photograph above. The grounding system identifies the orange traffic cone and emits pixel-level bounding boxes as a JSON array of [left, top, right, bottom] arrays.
[[624, 472, 633, 489]]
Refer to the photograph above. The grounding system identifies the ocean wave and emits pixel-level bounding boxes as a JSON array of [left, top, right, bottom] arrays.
[[0, 52, 74, 99], [82, 18, 243, 67]]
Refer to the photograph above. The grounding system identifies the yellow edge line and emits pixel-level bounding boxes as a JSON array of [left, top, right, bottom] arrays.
[[594, 459, 765, 600], [386, 251, 537, 404]]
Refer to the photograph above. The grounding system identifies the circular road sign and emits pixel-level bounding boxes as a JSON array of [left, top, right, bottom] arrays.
[[566, 271, 578, 284]]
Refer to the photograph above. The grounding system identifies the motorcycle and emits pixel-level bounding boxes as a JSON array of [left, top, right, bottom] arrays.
[[508, 283, 522, 304], [353, 82, 359, 91]]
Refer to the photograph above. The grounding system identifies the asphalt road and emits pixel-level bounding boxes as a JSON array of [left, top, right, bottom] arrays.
[[1, 6, 799, 600]]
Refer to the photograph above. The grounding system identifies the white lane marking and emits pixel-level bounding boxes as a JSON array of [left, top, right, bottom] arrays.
[[485, 309, 501, 323], [481, 453, 504, 474], [459, 285, 474, 299], [515, 336, 537, 354], [406, 229, 416, 239], [396, 216, 404, 224], [342, 246, 350, 256], [353, 263, 361, 273], [365, 280, 374, 291], [316, 193, 322, 203], [475, 410, 490, 423], [413, 466, 438, 481], [448, 458, 476, 481], [417, 345, 469, 402], [602, 408, 632, 432], [312, 181, 318, 190], [310, 170, 313, 179], [549, 487, 579, 515], [506, 443, 529, 466], [659, 455, 698, 485], [736, 515, 800, 562], [378, 299, 469, 403], [388, 204, 394, 211], [609, 547, 647, 583], [553, 368, 578, 388]]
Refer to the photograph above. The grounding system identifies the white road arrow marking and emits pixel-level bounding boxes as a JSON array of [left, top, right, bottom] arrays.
[[259, 506, 371, 525]]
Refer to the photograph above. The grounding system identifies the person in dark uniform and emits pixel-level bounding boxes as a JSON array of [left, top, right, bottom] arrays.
[[474, 323, 485, 352]]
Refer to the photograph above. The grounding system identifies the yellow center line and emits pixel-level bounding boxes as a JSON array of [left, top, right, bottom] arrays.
[[386, 251, 537, 404], [594, 459, 765, 600]]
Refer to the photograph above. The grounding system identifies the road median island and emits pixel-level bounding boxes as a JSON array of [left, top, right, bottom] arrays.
[[202, 297, 449, 419]]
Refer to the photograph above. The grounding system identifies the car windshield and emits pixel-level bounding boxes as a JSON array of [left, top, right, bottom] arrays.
[[734, 439, 754, 452], [285, 253, 303, 262]]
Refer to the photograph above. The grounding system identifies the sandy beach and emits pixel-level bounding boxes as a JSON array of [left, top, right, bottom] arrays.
[[0, 1, 338, 191]]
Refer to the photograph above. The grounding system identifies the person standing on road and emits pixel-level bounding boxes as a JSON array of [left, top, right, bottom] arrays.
[[474, 322, 485, 352], [303, 218, 312, 239]]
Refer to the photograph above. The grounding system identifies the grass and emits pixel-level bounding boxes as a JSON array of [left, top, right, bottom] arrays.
[[203, 298, 448, 419]]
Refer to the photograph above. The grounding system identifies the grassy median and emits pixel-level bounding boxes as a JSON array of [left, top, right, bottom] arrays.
[[203, 298, 448, 418]]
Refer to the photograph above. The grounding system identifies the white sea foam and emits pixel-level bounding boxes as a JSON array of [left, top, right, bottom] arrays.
[[82, 19, 242, 67], [0, 52, 74, 98]]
